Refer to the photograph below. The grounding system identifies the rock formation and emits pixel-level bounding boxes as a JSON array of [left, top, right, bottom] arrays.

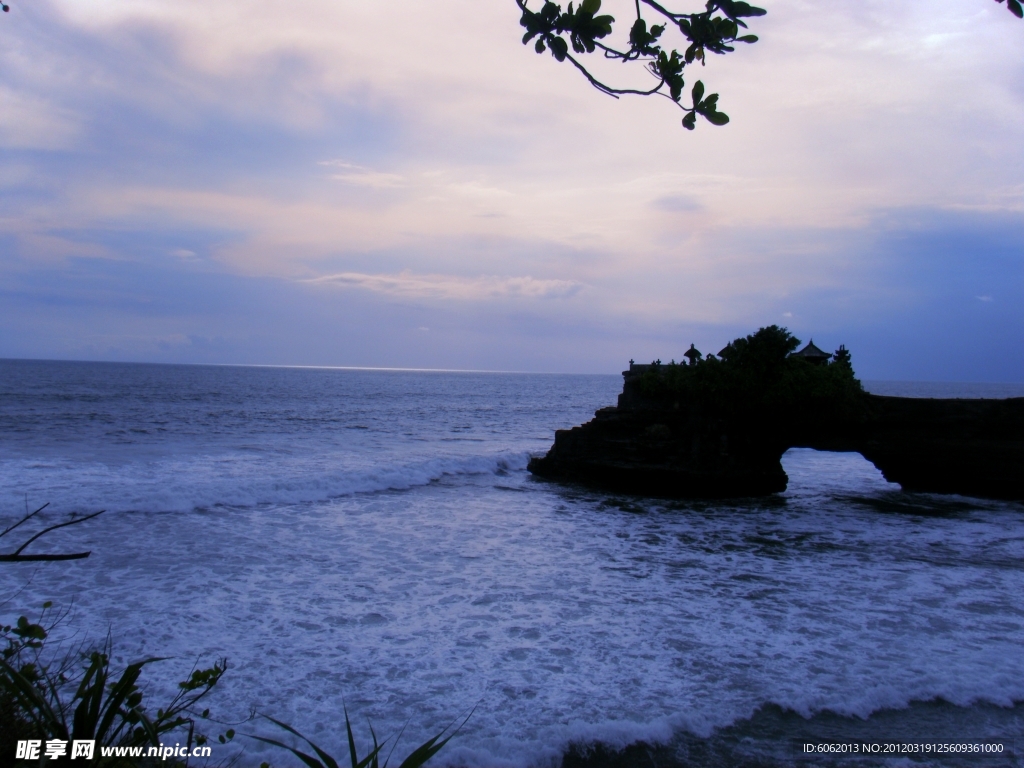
[[853, 395, 1024, 500], [529, 328, 1024, 501]]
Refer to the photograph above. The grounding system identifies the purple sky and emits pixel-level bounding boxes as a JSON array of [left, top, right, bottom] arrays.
[[2, 0, 1022, 378]]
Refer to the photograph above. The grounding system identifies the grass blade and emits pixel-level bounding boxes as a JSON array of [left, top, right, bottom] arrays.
[[395, 708, 474, 768], [260, 714, 342, 768], [248, 734, 326, 768], [95, 658, 164, 743], [0, 656, 65, 737], [345, 706, 359, 768]]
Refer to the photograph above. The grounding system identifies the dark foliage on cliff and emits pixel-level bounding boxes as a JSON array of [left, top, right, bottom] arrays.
[[637, 326, 864, 433]]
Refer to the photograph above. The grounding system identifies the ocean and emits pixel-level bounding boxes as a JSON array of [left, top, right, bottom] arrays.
[[2, 359, 1023, 767]]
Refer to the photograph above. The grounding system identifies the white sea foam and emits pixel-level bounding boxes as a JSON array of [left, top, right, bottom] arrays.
[[6, 454, 1024, 767], [0, 451, 531, 515], [3, 363, 1023, 767]]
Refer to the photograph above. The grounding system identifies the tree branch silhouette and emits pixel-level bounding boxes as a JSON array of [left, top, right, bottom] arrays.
[[519, 0, 1021, 130], [0, 505, 105, 562], [0, 0, 1021, 128]]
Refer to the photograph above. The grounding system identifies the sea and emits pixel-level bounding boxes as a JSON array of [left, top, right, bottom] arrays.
[[2, 359, 1023, 767]]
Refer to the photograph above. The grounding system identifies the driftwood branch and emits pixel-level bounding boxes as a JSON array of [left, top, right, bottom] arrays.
[[0, 552, 93, 562], [0, 506, 104, 563]]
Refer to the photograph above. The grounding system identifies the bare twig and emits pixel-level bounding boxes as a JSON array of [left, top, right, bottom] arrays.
[[12, 510, 105, 556], [0, 502, 49, 539], [0, 507, 105, 562], [564, 51, 664, 98]]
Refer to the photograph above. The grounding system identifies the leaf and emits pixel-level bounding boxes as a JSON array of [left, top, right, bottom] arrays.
[[549, 36, 568, 61], [248, 734, 326, 768], [704, 110, 730, 125], [72, 652, 109, 740], [629, 17, 648, 47], [729, 1, 767, 17], [394, 710, 473, 768], [737, 34, 758, 43], [0, 656, 65, 736], [662, 77, 678, 101], [345, 707, 359, 768], [682, 112, 696, 130], [580, 0, 601, 14], [94, 658, 167, 743], [259, 714, 341, 768], [394, 730, 457, 768], [1008, 0, 1024, 18], [247, 708, 471, 768], [691, 80, 705, 105], [14, 616, 46, 641]]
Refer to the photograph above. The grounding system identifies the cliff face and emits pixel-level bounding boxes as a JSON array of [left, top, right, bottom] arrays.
[[851, 395, 1024, 500], [528, 367, 1024, 501], [527, 404, 789, 498]]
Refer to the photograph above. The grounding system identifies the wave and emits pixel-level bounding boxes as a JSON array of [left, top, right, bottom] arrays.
[[245, 696, 1024, 768], [425, 667, 1024, 768], [0, 450, 532, 515], [540, 698, 1024, 768]]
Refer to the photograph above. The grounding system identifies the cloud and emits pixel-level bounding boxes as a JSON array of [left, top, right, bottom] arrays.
[[1, 0, 1022, 377], [305, 271, 584, 302], [652, 194, 703, 212], [319, 161, 406, 189], [0, 86, 81, 149]]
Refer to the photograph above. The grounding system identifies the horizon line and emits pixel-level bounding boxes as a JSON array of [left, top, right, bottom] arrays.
[[0, 356, 617, 376], [3, 357, 1024, 385]]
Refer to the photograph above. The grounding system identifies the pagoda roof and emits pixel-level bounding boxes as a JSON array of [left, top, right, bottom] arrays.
[[791, 339, 830, 359]]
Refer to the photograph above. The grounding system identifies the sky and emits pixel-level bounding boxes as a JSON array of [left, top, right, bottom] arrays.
[[1, 0, 1022, 379]]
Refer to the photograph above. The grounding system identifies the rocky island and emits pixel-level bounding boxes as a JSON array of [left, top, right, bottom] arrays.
[[529, 326, 1024, 501]]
